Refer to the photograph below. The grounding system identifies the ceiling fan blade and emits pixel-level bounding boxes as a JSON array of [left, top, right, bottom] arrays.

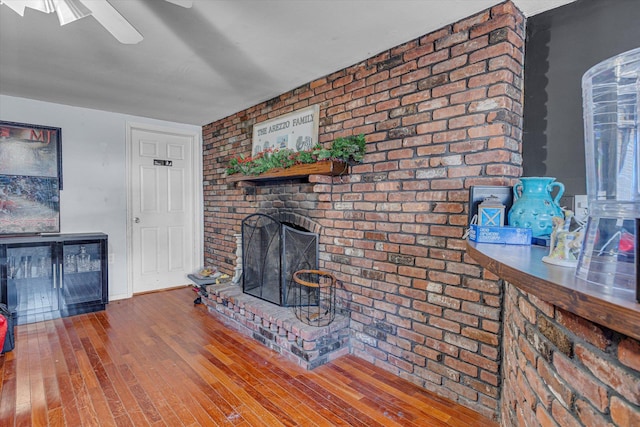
[[0, 0, 28, 16], [164, 0, 192, 8], [78, 0, 142, 44], [53, 0, 91, 25], [1, 0, 56, 15]]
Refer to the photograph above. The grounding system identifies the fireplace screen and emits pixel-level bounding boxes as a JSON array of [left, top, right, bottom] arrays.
[[242, 213, 318, 306]]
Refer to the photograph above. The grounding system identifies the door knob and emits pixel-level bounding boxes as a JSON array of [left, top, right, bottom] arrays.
[[134, 217, 140, 223]]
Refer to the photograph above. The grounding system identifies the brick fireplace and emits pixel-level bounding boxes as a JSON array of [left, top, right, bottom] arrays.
[[202, 3, 639, 424], [203, 2, 524, 419]]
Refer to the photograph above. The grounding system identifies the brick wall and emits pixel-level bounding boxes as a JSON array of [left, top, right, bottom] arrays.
[[502, 283, 640, 426], [202, 1, 526, 420]]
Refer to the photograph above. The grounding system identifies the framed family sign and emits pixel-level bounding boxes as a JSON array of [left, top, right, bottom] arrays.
[[251, 105, 320, 156], [0, 121, 62, 234]]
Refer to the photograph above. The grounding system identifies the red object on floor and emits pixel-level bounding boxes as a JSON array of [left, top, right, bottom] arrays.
[[0, 315, 6, 351]]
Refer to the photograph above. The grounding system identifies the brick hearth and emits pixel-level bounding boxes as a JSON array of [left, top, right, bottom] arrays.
[[201, 283, 350, 370]]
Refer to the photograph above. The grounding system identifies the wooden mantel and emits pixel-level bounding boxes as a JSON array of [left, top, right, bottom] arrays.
[[467, 241, 640, 341], [226, 160, 348, 183]]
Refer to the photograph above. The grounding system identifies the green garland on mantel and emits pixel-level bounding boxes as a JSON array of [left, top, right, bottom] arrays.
[[226, 134, 366, 176]]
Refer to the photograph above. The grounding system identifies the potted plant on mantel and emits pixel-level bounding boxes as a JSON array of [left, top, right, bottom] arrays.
[[226, 134, 366, 182]]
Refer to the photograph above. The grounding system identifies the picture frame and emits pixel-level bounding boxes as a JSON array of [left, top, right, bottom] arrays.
[[0, 121, 62, 235], [0, 175, 60, 234], [251, 105, 319, 157], [0, 121, 62, 189], [468, 185, 513, 225]]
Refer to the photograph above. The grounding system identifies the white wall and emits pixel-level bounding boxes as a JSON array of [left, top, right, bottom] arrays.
[[0, 95, 202, 300]]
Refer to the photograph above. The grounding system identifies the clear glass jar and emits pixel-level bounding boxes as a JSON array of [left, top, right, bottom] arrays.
[[576, 47, 639, 291], [65, 253, 76, 273]]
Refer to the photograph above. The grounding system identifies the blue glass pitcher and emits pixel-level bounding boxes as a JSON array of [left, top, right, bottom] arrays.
[[508, 177, 564, 237]]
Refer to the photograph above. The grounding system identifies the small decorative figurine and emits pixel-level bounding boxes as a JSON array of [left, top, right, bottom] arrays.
[[542, 210, 584, 267]]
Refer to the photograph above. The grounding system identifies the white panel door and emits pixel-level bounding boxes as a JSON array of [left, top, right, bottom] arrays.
[[130, 127, 195, 294]]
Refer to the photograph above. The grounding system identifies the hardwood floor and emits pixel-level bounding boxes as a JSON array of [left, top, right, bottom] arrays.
[[0, 287, 497, 426]]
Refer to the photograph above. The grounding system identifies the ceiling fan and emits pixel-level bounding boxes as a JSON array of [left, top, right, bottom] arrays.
[[0, 0, 192, 44]]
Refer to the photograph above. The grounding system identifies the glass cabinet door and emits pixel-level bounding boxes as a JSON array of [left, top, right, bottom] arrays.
[[1, 233, 108, 325], [5, 243, 58, 324], [60, 241, 104, 310]]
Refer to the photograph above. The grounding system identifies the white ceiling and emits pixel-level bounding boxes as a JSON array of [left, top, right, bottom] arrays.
[[0, 0, 575, 126]]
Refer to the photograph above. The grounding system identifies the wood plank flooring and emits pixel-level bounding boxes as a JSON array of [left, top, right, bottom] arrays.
[[0, 287, 498, 426]]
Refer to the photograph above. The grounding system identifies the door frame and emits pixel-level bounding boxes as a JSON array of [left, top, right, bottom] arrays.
[[125, 121, 202, 298]]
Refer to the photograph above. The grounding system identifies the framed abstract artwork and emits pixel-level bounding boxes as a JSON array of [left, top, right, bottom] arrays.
[[0, 121, 62, 234], [0, 175, 60, 234], [0, 121, 62, 185]]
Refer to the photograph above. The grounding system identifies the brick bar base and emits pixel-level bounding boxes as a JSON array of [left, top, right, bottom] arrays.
[[201, 283, 351, 370], [501, 283, 640, 426]]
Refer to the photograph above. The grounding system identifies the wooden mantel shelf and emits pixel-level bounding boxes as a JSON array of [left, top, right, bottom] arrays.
[[226, 160, 348, 183], [467, 241, 640, 341]]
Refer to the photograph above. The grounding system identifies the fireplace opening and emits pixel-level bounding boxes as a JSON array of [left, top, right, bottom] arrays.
[[241, 213, 318, 306]]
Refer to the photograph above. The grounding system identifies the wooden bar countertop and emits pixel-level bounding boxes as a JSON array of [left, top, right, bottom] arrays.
[[467, 241, 640, 341]]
